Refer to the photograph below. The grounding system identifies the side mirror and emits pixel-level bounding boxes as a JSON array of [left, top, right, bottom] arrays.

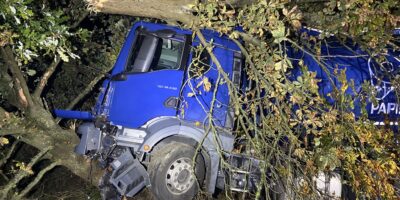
[[154, 29, 176, 38], [110, 72, 127, 81]]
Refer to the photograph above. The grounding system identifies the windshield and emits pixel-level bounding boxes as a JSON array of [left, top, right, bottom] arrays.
[[126, 32, 185, 73]]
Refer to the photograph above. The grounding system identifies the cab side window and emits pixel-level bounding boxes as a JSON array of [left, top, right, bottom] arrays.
[[150, 38, 184, 71], [126, 33, 185, 73]]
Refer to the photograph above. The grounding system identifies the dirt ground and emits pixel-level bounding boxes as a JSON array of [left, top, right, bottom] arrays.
[[28, 166, 221, 200]]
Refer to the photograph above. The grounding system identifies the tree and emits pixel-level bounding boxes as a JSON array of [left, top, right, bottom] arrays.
[[0, 0, 399, 199], [0, 0, 132, 198]]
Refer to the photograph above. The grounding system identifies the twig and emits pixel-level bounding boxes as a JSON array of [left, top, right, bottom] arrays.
[[0, 146, 52, 199], [0, 140, 19, 168], [71, 12, 89, 29], [15, 162, 59, 199], [28, 146, 52, 167], [55, 65, 112, 123], [33, 56, 61, 100], [0, 170, 9, 181], [233, 31, 263, 47], [33, 12, 89, 100]]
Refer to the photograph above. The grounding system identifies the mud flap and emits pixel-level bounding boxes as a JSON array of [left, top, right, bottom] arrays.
[[109, 151, 150, 197]]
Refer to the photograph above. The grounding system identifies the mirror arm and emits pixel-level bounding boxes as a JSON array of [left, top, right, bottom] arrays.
[[110, 72, 127, 81]]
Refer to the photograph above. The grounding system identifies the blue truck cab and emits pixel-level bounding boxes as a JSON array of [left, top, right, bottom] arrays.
[[56, 21, 246, 199], [55, 22, 400, 199]]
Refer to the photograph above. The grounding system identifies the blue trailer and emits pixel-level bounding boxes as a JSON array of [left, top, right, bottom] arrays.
[[55, 21, 400, 199]]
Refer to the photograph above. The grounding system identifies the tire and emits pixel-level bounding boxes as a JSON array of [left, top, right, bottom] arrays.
[[148, 142, 206, 200]]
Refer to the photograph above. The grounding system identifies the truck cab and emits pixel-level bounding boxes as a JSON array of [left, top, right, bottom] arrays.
[[98, 22, 239, 130]]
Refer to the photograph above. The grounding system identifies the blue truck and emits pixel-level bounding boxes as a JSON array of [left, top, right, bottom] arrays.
[[55, 21, 400, 199]]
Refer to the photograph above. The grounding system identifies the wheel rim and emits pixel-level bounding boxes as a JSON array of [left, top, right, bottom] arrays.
[[165, 157, 195, 195]]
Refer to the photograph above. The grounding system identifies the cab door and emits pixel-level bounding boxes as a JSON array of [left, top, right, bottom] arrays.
[[181, 41, 234, 127], [107, 32, 189, 128]]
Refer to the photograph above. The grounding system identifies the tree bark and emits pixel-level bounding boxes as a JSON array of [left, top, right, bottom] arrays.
[[33, 56, 61, 100], [0, 46, 61, 129], [85, 0, 257, 25], [86, 0, 197, 24], [0, 46, 34, 111], [0, 126, 104, 187]]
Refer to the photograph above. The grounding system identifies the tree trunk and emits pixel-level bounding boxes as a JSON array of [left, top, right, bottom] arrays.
[[85, 0, 255, 24], [86, 0, 196, 24], [0, 47, 34, 111]]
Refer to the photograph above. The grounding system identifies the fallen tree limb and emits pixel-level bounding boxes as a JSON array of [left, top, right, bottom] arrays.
[[85, 0, 196, 24]]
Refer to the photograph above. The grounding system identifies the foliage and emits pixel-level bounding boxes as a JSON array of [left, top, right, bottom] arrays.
[[0, 0, 133, 111], [298, 0, 399, 49], [190, 0, 399, 199], [0, 137, 9, 146], [0, 0, 88, 64], [47, 15, 134, 109]]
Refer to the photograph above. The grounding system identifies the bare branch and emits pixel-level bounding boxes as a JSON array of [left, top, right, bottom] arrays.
[[0, 140, 19, 168], [15, 162, 59, 199], [33, 12, 88, 100], [0, 130, 28, 137], [232, 31, 263, 47], [56, 68, 111, 123], [29, 146, 52, 167], [33, 56, 61, 100], [0, 170, 8, 181], [0, 146, 52, 199], [71, 12, 89, 29]]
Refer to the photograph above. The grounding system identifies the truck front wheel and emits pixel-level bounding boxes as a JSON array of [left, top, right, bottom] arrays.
[[148, 142, 206, 200]]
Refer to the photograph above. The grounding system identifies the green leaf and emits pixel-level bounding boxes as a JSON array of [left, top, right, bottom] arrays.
[[9, 6, 16, 14], [14, 16, 20, 24], [26, 69, 36, 76], [57, 49, 69, 62], [271, 23, 286, 43]]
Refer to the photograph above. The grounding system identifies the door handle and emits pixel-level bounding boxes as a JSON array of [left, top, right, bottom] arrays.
[[164, 97, 179, 109]]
